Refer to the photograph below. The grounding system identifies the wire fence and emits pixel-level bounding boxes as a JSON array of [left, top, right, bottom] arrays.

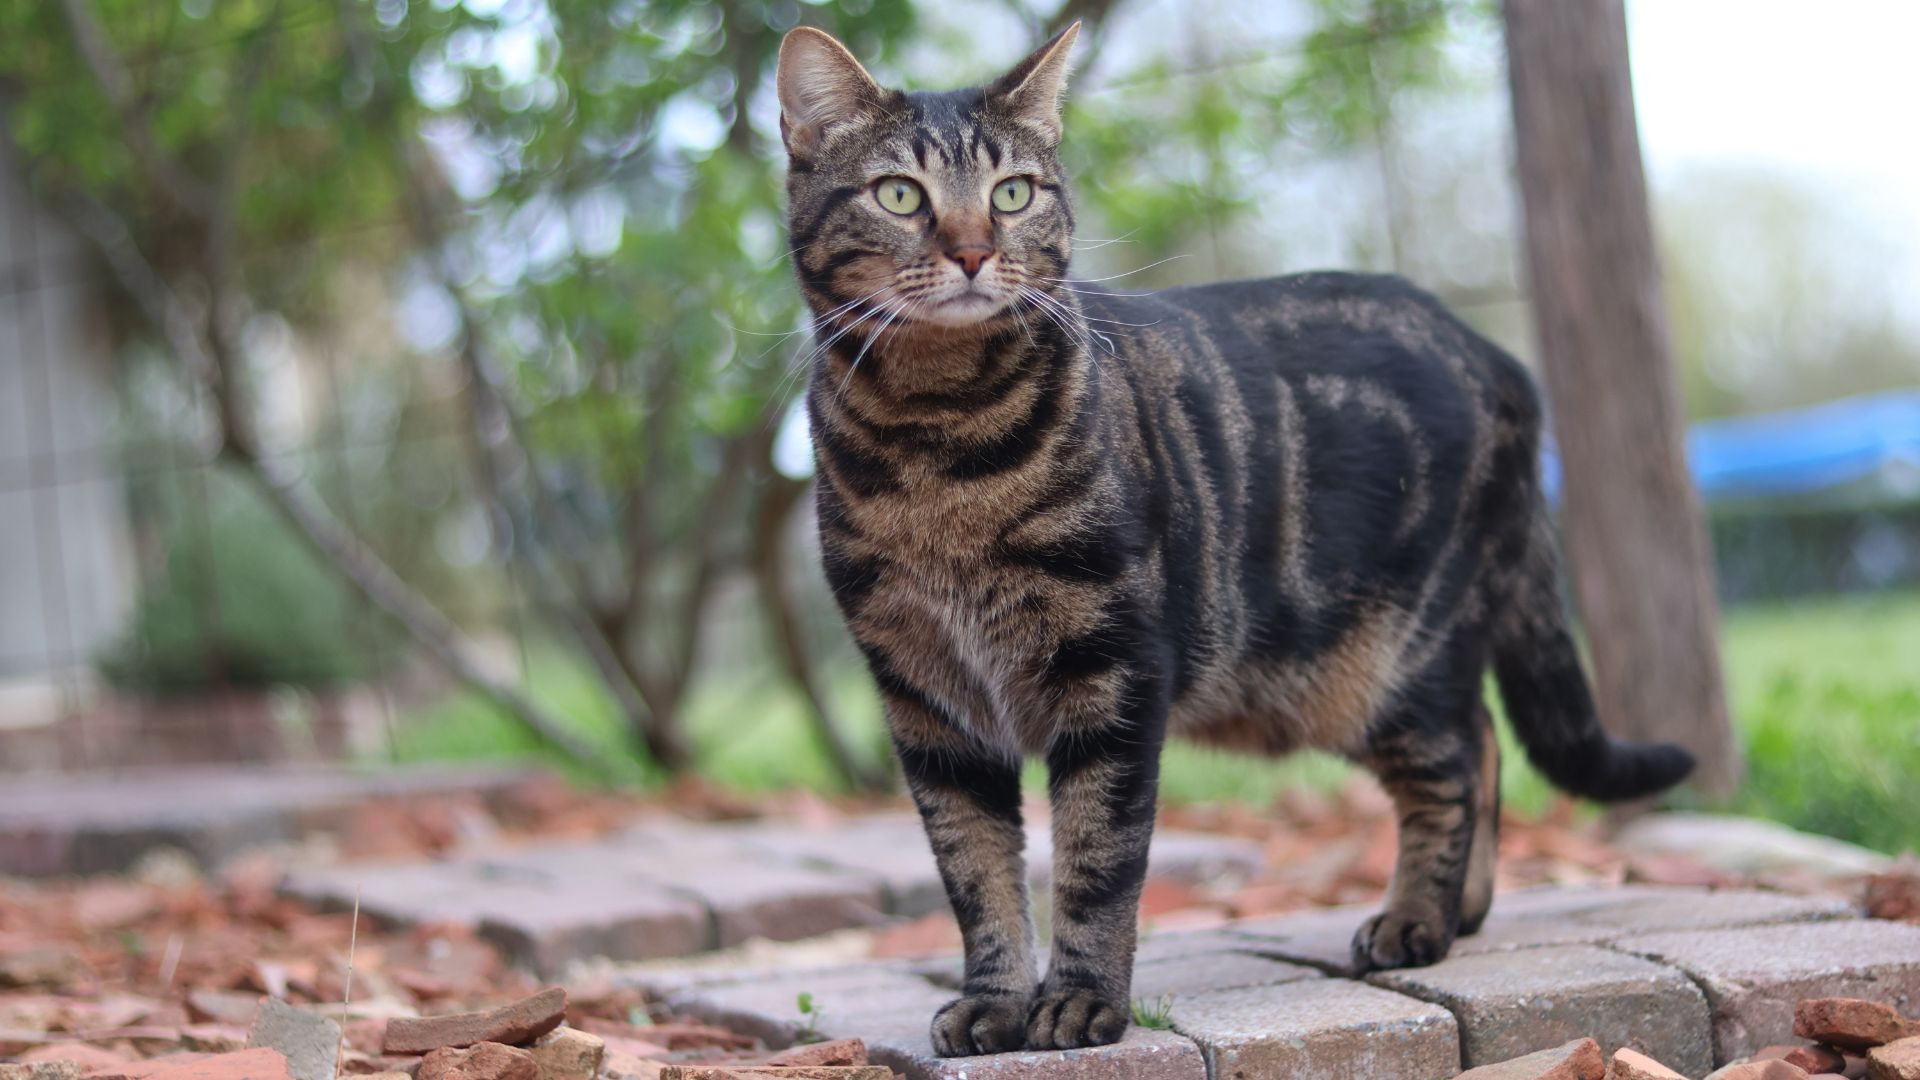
[[0, 3, 1533, 774]]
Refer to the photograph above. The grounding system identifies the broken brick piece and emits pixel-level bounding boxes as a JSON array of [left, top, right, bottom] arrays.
[[1867, 1036, 1920, 1080], [143, 1049, 296, 1080], [1608, 1047, 1688, 1080], [528, 1028, 603, 1080], [416, 1044, 538, 1080], [1703, 1061, 1810, 1080], [1456, 1039, 1606, 1080], [384, 990, 568, 1055], [1795, 1000, 1920, 1051], [763, 1039, 868, 1068]]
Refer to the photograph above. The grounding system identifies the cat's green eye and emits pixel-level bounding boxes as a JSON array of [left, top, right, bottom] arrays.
[[991, 176, 1033, 213], [874, 177, 924, 215]]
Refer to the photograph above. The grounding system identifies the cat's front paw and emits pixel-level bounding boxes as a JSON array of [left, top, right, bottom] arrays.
[[1351, 906, 1454, 972], [931, 993, 1031, 1057], [1025, 988, 1129, 1051]]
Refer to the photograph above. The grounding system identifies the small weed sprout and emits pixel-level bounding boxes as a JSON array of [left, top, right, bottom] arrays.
[[796, 991, 827, 1043], [1131, 993, 1175, 1030]]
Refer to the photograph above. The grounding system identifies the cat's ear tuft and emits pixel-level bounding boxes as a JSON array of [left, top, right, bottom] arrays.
[[776, 27, 886, 161], [989, 21, 1080, 145]]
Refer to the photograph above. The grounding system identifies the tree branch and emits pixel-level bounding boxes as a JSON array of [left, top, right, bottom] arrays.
[[331, 0, 696, 769], [60, 186, 621, 780], [54, 0, 214, 218]]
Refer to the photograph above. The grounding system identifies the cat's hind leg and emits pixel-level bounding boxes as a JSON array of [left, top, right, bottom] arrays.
[[1349, 642, 1487, 972], [1458, 702, 1501, 936]]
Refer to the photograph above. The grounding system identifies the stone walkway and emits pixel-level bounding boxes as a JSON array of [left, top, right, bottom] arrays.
[[281, 814, 1264, 975], [0, 763, 539, 876], [634, 886, 1920, 1080], [7, 766, 1917, 1079]]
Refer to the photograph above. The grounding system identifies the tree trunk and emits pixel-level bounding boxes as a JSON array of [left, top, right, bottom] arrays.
[[1503, 0, 1739, 794]]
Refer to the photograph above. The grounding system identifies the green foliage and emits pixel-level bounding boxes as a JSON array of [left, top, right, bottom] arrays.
[[100, 469, 399, 693], [1063, 0, 1487, 285]]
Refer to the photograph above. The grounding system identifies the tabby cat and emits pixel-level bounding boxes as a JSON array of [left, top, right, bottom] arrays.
[[774, 21, 1694, 1056]]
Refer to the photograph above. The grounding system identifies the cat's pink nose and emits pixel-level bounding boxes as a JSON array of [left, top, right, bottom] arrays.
[[946, 245, 995, 279]]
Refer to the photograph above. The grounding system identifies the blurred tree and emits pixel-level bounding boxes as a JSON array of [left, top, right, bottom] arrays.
[[0, 0, 1483, 787], [0, 0, 923, 783]]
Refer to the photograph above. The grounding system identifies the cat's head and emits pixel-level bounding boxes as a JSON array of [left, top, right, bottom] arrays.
[[775, 23, 1079, 332]]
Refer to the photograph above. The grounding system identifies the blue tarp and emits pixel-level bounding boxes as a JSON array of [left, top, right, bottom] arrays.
[[1544, 388, 1920, 504]]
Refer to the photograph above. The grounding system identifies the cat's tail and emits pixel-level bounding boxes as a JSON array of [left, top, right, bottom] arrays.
[[1488, 514, 1696, 803]]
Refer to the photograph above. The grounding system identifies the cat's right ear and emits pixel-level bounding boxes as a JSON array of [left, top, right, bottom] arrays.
[[776, 28, 886, 162]]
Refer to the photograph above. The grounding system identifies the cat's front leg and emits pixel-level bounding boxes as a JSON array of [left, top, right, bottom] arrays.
[[1031, 664, 1168, 1051], [886, 693, 1039, 1057]]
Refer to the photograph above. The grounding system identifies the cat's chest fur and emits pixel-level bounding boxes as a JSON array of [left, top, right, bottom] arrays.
[[823, 449, 1121, 755]]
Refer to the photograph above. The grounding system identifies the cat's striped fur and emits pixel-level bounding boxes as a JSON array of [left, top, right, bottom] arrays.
[[775, 22, 1694, 1056]]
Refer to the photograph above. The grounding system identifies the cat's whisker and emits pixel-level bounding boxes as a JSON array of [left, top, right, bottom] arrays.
[[1007, 279, 1163, 329], [1019, 285, 1109, 368], [1037, 253, 1193, 284], [729, 285, 893, 374], [1019, 286, 1086, 348], [771, 290, 890, 382], [1022, 284, 1118, 360], [845, 294, 917, 381], [1067, 228, 1141, 251], [1050, 283, 1158, 299], [838, 293, 915, 394], [766, 286, 903, 413]]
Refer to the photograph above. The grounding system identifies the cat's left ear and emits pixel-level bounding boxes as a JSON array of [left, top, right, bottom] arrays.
[[989, 21, 1081, 145]]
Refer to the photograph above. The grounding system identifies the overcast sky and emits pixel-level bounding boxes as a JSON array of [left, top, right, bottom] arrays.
[[1629, 0, 1920, 311]]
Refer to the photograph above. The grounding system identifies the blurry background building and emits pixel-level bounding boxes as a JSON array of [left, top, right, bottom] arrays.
[[0, 136, 135, 740]]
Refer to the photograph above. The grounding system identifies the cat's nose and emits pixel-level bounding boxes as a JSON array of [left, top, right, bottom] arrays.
[[946, 245, 995, 279]]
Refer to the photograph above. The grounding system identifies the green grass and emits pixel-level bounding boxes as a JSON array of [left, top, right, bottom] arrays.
[[1673, 591, 1920, 854], [386, 589, 1920, 852]]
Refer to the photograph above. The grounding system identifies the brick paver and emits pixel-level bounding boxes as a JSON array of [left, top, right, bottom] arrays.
[[282, 856, 712, 974], [669, 967, 955, 1048], [618, 885, 1919, 1080], [663, 967, 1206, 1080], [1369, 944, 1712, 1075], [1453, 885, 1853, 953], [0, 764, 538, 876], [286, 818, 1262, 972], [732, 818, 954, 918], [1168, 978, 1461, 1079], [1614, 919, 1920, 1065], [1131, 949, 1320, 1001], [1221, 902, 1380, 974], [731, 815, 1262, 920], [839, 1017, 1206, 1080], [1224, 886, 1854, 973], [22, 764, 1919, 1080]]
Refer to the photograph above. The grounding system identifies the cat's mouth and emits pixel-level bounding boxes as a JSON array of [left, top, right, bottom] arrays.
[[917, 287, 1007, 327]]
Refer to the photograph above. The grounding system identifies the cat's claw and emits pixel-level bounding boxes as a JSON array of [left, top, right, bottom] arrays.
[[931, 993, 1030, 1057], [1025, 988, 1129, 1051], [1351, 907, 1453, 972]]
